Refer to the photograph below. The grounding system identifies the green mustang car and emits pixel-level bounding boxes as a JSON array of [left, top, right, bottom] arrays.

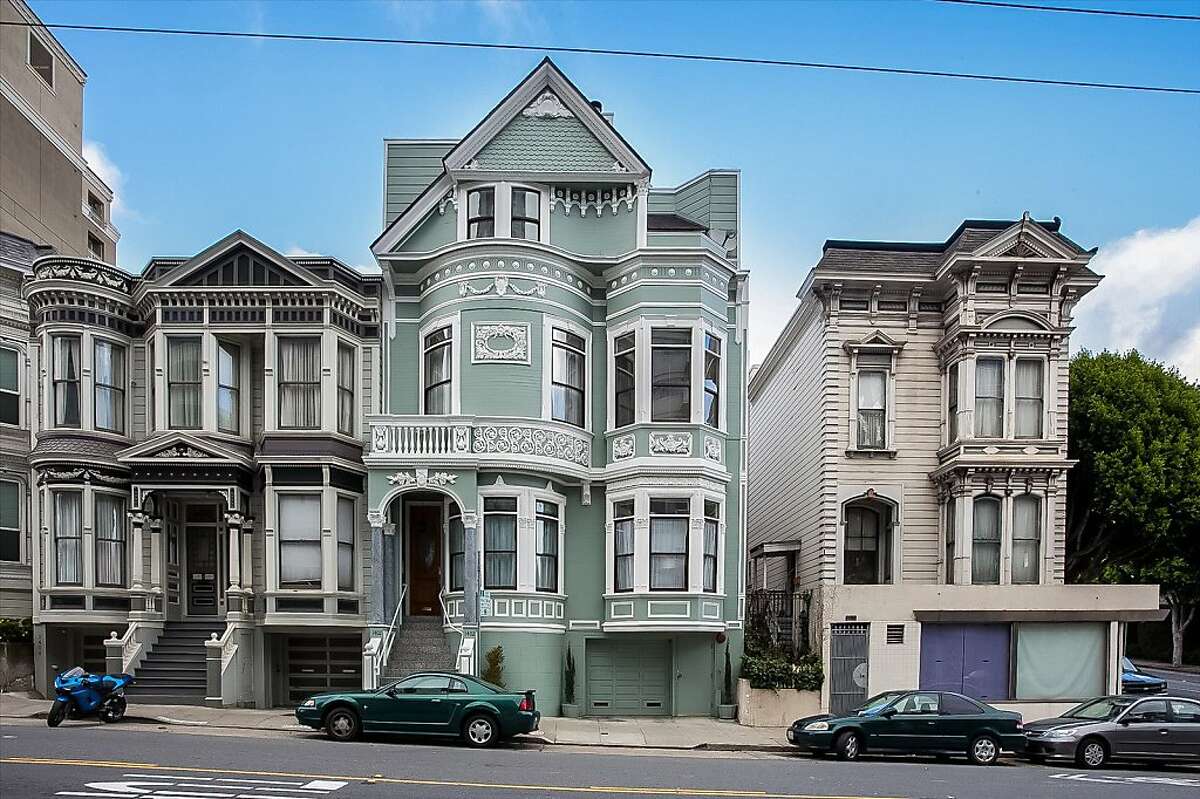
[[787, 690, 1025, 765], [295, 671, 540, 748]]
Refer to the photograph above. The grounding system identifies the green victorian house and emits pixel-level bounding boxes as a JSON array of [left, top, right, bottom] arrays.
[[363, 59, 748, 717]]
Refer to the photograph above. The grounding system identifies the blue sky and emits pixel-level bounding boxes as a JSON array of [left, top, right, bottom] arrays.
[[33, 0, 1200, 375]]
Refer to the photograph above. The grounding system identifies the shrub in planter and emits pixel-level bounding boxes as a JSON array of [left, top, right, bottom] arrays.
[[482, 645, 506, 688], [794, 652, 824, 692], [0, 618, 33, 644], [741, 651, 824, 691]]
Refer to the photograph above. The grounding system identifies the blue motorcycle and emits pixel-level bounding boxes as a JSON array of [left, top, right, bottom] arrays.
[[48, 666, 134, 727]]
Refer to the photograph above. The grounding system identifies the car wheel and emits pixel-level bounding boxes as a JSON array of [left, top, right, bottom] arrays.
[[834, 730, 861, 761], [968, 734, 1000, 766], [462, 713, 499, 748], [324, 707, 360, 742], [47, 700, 69, 728], [1075, 737, 1108, 769], [99, 696, 127, 723]]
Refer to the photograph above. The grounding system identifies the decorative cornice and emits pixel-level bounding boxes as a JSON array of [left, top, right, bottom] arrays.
[[28, 257, 132, 293], [386, 468, 458, 488], [550, 185, 636, 217], [459, 275, 547, 299], [649, 432, 692, 456], [150, 443, 212, 459]]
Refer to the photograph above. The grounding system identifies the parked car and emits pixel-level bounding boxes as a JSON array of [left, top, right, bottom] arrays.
[[787, 690, 1025, 765], [1121, 657, 1168, 694], [1024, 695, 1200, 768], [294, 671, 539, 748]]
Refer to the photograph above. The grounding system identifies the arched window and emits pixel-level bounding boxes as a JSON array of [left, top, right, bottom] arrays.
[[972, 497, 1002, 584], [844, 505, 887, 585]]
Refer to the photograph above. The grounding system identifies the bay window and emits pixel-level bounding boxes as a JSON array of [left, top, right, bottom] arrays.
[[1012, 495, 1041, 584], [336, 496, 355, 591], [649, 498, 688, 590], [0, 480, 19, 562], [217, 341, 240, 434], [278, 337, 321, 429], [423, 326, 453, 414], [550, 328, 585, 427], [168, 337, 201, 429], [650, 329, 691, 422], [511, 188, 540, 240], [703, 500, 719, 592], [94, 494, 126, 587], [1015, 358, 1044, 438], [613, 332, 636, 427], [0, 346, 18, 425], [704, 333, 721, 427], [54, 491, 82, 585], [971, 496, 1001, 584], [93, 341, 126, 434], [613, 500, 634, 593], [278, 494, 322, 588], [536, 500, 559, 592], [483, 497, 517, 590], [448, 504, 465, 592], [974, 358, 1005, 438], [947, 363, 959, 442], [466, 188, 495, 239], [53, 335, 81, 428], [337, 342, 356, 436], [856, 370, 887, 449]]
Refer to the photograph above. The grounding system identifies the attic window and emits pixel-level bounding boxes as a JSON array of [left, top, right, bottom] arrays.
[[28, 32, 54, 89], [467, 188, 495, 239]]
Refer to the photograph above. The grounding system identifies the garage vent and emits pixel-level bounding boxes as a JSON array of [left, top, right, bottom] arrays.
[[886, 624, 905, 644]]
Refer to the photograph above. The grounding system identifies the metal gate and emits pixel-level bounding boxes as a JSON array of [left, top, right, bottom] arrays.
[[830, 623, 870, 715]]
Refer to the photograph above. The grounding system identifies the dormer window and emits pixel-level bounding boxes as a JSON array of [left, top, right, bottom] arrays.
[[511, 188, 540, 240], [466, 188, 495, 239]]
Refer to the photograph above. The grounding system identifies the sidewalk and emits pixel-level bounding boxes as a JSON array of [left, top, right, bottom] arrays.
[[0, 692, 790, 751]]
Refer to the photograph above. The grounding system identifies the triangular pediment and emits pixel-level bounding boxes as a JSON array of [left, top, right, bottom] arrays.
[[117, 432, 253, 467], [845, 329, 905, 352], [149, 231, 323, 288], [972, 215, 1079, 261]]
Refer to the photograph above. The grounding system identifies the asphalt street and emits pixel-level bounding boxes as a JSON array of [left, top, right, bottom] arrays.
[[1139, 665, 1200, 700], [1, 718, 1198, 799]]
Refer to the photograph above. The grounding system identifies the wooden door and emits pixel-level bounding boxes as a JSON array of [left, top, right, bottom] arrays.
[[408, 505, 442, 615], [186, 525, 219, 615]]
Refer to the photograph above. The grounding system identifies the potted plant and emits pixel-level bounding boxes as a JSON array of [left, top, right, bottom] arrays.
[[560, 647, 580, 717], [717, 642, 737, 720]]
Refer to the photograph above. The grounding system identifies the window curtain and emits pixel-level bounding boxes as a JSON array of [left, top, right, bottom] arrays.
[[975, 359, 1005, 437], [423, 332, 452, 414], [0, 347, 18, 426], [448, 514, 465, 591], [336, 497, 355, 591], [704, 335, 721, 428], [1014, 359, 1044, 438], [1015, 623, 1106, 700], [1011, 495, 1041, 584], [857, 371, 887, 448], [0, 480, 19, 562], [703, 518, 718, 592], [484, 512, 517, 589], [279, 495, 322, 587], [337, 344, 355, 435], [217, 342, 240, 434], [536, 516, 558, 592], [972, 498, 1001, 584], [844, 506, 881, 584], [168, 338, 201, 428], [54, 491, 82, 584], [93, 341, 125, 433], [650, 517, 688, 590], [278, 338, 321, 428], [614, 517, 634, 592], [94, 494, 126, 587], [947, 363, 959, 442], [944, 497, 956, 584], [54, 336, 81, 427]]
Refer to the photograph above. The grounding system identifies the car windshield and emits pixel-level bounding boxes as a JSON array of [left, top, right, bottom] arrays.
[[1064, 697, 1134, 720], [1121, 657, 1138, 673], [60, 666, 84, 679], [856, 691, 905, 715]]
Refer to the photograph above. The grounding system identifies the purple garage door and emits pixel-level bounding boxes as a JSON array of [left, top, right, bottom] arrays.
[[920, 624, 1010, 702]]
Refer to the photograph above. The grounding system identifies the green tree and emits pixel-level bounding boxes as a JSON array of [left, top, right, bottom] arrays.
[[1067, 350, 1200, 666]]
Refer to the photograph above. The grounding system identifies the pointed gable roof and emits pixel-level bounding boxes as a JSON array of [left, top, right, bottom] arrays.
[[143, 230, 324, 288], [116, 432, 255, 469]]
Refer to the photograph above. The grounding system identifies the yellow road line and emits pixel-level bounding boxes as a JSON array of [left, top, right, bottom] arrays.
[[0, 757, 906, 799]]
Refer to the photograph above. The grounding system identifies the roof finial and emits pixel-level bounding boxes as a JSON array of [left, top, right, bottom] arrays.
[[1021, 210, 1031, 222]]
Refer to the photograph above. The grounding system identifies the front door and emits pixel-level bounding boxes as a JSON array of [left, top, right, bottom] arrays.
[[408, 505, 442, 615], [186, 524, 219, 616]]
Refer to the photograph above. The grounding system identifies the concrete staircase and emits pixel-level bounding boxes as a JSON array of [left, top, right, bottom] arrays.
[[126, 619, 224, 705], [382, 616, 455, 679]]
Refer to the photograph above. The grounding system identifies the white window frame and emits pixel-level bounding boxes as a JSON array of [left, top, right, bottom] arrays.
[[958, 489, 1049, 586], [166, 334, 204, 431], [92, 491, 128, 589], [91, 334, 128, 436], [542, 316, 591, 431], [1010, 492, 1044, 585], [608, 323, 638, 430], [604, 488, 725, 596], [973, 356, 1007, 440], [44, 329, 132, 436], [945, 361, 961, 445], [27, 29, 55, 92], [456, 181, 551, 244], [215, 338, 242, 436], [276, 335, 323, 431], [50, 487, 84, 587], [274, 489, 325, 592], [0, 477, 24, 565], [0, 343, 22, 429], [333, 490, 359, 594], [969, 493, 1004, 586], [1013, 355, 1047, 440], [418, 314, 461, 415], [336, 339, 358, 437], [476, 482, 567, 596], [846, 347, 898, 453], [50, 332, 82, 430], [445, 500, 466, 593], [532, 493, 563, 594]]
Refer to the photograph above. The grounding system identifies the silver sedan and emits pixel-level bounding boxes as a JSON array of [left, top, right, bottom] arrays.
[[1023, 695, 1200, 768]]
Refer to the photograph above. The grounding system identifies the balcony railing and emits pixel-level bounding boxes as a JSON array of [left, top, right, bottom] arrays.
[[366, 415, 592, 473]]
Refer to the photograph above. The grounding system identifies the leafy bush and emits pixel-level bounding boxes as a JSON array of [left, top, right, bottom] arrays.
[[481, 644, 505, 688], [741, 651, 823, 692], [0, 618, 33, 643], [794, 652, 824, 692]]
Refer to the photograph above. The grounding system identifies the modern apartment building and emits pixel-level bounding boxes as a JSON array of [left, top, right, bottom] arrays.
[[747, 215, 1162, 717]]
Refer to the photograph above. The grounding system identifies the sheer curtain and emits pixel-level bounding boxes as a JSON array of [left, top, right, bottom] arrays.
[[337, 344, 355, 435], [168, 338, 201, 428], [551, 332, 585, 428], [857, 371, 887, 448], [423, 328, 452, 414], [1011, 495, 1041, 584], [448, 509, 465, 591], [279, 494, 322, 587], [614, 506, 634, 592], [972, 498, 1002, 584], [703, 508, 719, 593], [1015, 623, 1105, 700], [217, 341, 240, 434], [944, 497, 957, 584], [650, 504, 688, 590], [93, 341, 125, 433], [536, 512, 559, 593], [336, 497, 355, 591], [1014, 359, 1044, 438], [94, 494, 126, 587], [54, 336, 81, 427], [484, 509, 517, 589], [54, 491, 82, 584], [975, 359, 1005, 437], [279, 338, 321, 428]]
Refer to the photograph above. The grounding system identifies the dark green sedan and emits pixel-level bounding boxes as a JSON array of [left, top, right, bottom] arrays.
[[787, 690, 1025, 765], [294, 671, 540, 748]]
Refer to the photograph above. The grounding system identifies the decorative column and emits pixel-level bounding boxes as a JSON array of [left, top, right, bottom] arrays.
[[383, 520, 397, 622], [367, 510, 385, 627], [224, 510, 244, 617], [128, 510, 147, 592], [148, 516, 164, 613], [461, 512, 479, 627], [241, 518, 254, 612]]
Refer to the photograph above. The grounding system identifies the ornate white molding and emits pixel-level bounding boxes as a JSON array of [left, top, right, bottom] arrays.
[[461, 512, 478, 529], [522, 90, 573, 118], [436, 189, 458, 215], [472, 424, 590, 468], [649, 432, 692, 456], [458, 275, 547, 299], [550, 185, 636, 217], [386, 468, 458, 488], [472, 322, 531, 364], [612, 435, 635, 461], [150, 443, 211, 459], [703, 436, 722, 463]]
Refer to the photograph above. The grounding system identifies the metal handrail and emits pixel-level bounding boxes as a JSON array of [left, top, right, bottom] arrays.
[[439, 588, 470, 673], [374, 584, 407, 688]]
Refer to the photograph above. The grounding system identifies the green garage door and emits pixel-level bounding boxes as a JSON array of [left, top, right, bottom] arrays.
[[586, 639, 671, 716]]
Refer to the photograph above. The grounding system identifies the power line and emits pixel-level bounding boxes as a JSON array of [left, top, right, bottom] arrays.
[[3, 19, 1197, 96], [935, 0, 1200, 22]]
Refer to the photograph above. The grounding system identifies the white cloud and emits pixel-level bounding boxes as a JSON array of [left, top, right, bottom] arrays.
[[1073, 216, 1200, 379], [285, 246, 320, 257], [82, 140, 138, 222]]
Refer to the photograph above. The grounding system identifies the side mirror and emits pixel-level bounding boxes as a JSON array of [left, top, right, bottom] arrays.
[[880, 707, 898, 718], [385, 688, 397, 698]]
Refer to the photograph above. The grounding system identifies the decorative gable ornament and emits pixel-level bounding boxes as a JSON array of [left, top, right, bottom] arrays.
[[150, 443, 214, 459], [387, 468, 458, 488], [473, 322, 531, 363], [523, 90, 574, 118]]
